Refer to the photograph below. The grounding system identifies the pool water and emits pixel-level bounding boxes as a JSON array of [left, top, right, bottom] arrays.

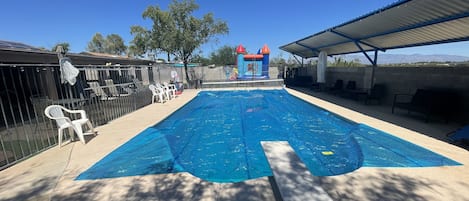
[[77, 89, 461, 182]]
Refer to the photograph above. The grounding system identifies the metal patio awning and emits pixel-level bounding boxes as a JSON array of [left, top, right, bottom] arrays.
[[279, 0, 469, 65]]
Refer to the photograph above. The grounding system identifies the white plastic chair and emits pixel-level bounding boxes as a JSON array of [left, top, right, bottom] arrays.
[[156, 83, 172, 100], [44, 105, 96, 147], [163, 82, 177, 98], [149, 84, 165, 103]]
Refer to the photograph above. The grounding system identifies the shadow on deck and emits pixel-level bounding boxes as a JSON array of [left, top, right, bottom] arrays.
[[290, 87, 464, 147]]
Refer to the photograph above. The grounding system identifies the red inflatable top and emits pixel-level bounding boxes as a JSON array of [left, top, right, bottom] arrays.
[[236, 44, 246, 54], [261, 44, 270, 54]]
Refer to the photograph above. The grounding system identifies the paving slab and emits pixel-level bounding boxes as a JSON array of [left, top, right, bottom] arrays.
[[262, 141, 333, 201]]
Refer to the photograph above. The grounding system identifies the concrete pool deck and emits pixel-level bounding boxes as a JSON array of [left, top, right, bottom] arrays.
[[1, 87, 468, 201]]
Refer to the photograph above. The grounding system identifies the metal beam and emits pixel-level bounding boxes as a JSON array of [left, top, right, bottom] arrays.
[[384, 36, 469, 51], [374, 50, 378, 66], [280, 44, 316, 59], [330, 30, 384, 51], [354, 42, 377, 66], [296, 42, 320, 55], [280, 0, 469, 59], [319, 36, 469, 56], [313, 13, 469, 54], [361, 12, 469, 41], [370, 50, 378, 88], [291, 54, 302, 65], [287, 51, 306, 61]]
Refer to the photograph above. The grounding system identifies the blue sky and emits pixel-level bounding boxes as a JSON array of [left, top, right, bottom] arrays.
[[1, 0, 467, 59]]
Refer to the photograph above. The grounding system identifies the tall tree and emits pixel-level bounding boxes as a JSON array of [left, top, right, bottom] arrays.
[[87, 33, 127, 55], [191, 54, 210, 66], [269, 53, 287, 66], [129, 26, 150, 57], [144, 5, 175, 62], [51, 42, 70, 53], [286, 56, 299, 68], [87, 33, 105, 53], [210, 45, 236, 66], [134, 0, 228, 87], [105, 34, 127, 55]]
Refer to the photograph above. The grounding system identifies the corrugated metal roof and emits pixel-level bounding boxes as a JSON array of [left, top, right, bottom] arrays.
[[0, 40, 151, 65], [0, 49, 151, 65], [279, 0, 469, 59], [0, 40, 44, 51]]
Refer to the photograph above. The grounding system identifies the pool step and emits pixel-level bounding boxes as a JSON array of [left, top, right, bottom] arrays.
[[261, 141, 333, 201]]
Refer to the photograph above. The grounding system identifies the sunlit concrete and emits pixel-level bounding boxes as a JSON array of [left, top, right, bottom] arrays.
[[0, 87, 468, 201]]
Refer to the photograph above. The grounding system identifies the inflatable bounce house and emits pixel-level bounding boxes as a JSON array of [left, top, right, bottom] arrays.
[[235, 44, 270, 80]]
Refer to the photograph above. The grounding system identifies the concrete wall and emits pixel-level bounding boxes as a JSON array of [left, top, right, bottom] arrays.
[[297, 66, 469, 123], [199, 66, 281, 81]]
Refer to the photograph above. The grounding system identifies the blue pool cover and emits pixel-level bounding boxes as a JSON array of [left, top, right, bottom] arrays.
[[76, 90, 461, 182]]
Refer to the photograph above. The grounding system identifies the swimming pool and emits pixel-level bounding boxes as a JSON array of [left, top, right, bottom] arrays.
[[77, 89, 460, 182]]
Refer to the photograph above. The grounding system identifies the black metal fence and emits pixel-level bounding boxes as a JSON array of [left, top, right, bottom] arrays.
[[0, 63, 282, 170], [0, 63, 186, 170]]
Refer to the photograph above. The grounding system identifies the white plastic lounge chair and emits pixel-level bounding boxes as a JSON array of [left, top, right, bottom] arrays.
[[88, 82, 117, 100], [149, 84, 165, 103], [104, 79, 132, 97], [44, 105, 96, 147]]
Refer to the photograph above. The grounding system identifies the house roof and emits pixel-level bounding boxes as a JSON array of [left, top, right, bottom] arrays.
[[279, 0, 469, 59], [0, 40, 150, 65], [0, 40, 43, 51]]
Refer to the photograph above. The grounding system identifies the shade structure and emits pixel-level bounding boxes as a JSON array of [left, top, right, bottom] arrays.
[[280, 0, 469, 61]]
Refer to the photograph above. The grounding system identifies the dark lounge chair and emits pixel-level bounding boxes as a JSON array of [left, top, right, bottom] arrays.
[[341, 80, 357, 98], [345, 81, 356, 91], [392, 89, 431, 121], [446, 125, 469, 146], [311, 82, 324, 91], [356, 84, 386, 104], [392, 88, 458, 122], [327, 79, 343, 94]]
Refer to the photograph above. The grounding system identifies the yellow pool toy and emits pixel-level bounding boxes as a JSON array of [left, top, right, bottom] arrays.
[[321, 151, 334, 155]]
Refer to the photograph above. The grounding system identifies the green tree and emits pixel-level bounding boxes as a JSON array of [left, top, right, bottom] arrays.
[[191, 54, 210, 66], [87, 33, 105, 53], [51, 42, 70, 53], [105, 34, 127, 55], [134, 0, 228, 87], [129, 26, 150, 57], [286, 56, 299, 68], [270, 53, 287, 66], [130, 3, 176, 62], [270, 54, 287, 78], [329, 56, 362, 67], [210, 45, 236, 65], [143, 5, 175, 62], [87, 33, 127, 55]]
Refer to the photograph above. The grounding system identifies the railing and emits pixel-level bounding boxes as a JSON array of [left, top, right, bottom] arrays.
[[0, 64, 170, 170], [0, 63, 281, 170]]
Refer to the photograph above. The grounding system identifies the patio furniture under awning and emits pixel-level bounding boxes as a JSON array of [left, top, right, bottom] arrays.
[[280, 0, 469, 66]]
